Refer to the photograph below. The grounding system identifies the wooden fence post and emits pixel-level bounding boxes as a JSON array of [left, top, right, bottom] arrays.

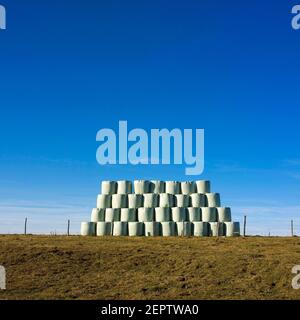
[[67, 219, 70, 236], [24, 217, 27, 235], [243, 215, 247, 237]]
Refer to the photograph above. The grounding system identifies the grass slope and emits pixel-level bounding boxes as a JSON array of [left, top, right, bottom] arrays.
[[0, 235, 300, 300]]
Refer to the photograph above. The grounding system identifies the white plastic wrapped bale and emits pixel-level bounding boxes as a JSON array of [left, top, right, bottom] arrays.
[[187, 207, 201, 222], [144, 222, 161, 236], [202, 207, 217, 222], [97, 194, 112, 209], [113, 222, 128, 236], [105, 208, 121, 222], [161, 221, 176, 236], [171, 207, 187, 222], [143, 193, 159, 208], [97, 222, 112, 236], [155, 207, 171, 222], [181, 181, 196, 195], [117, 180, 132, 194], [134, 180, 150, 194], [209, 222, 225, 236], [150, 180, 165, 193], [112, 194, 128, 208], [176, 222, 192, 236], [225, 222, 240, 237], [205, 193, 221, 207], [159, 193, 175, 207], [165, 181, 181, 194], [175, 194, 190, 207], [81, 222, 96, 236], [193, 222, 209, 236], [101, 181, 117, 195], [128, 194, 144, 208], [190, 193, 206, 207], [120, 208, 137, 222], [128, 222, 144, 236], [217, 207, 232, 222], [138, 207, 154, 222], [196, 180, 211, 193], [91, 208, 105, 222]]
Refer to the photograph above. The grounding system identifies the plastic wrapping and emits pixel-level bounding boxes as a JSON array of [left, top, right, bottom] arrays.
[[138, 207, 154, 222], [96, 222, 112, 236], [150, 180, 165, 193], [120, 208, 137, 222], [190, 193, 206, 207], [113, 222, 128, 236], [143, 193, 159, 208], [159, 193, 175, 207], [101, 181, 117, 195], [181, 181, 196, 195], [91, 208, 105, 222], [112, 194, 128, 208], [165, 181, 181, 194], [205, 193, 221, 207], [193, 222, 209, 236], [105, 208, 121, 222], [80, 222, 96, 236], [97, 194, 112, 209], [201, 207, 217, 222], [175, 194, 190, 207], [176, 222, 192, 236], [195, 180, 211, 193], [134, 180, 150, 194], [155, 207, 171, 222], [161, 221, 176, 236], [171, 207, 187, 222], [209, 222, 225, 236], [225, 222, 240, 237], [117, 180, 132, 194], [144, 222, 161, 236], [128, 222, 144, 236], [187, 207, 201, 222], [128, 194, 144, 208], [217, 207, 232, 222]]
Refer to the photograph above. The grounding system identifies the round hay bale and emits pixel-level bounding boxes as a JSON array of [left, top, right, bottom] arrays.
[[80, 222, 96, 236], [190, 193, 206, 207], [91, 208, 105, 222], [155, 207, 171, 222]]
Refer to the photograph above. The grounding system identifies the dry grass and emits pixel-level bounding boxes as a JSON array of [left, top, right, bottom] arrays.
[[0, 235, 300, 300]]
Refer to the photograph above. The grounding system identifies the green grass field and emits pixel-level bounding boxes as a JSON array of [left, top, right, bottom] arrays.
[[0, 235, 300, 300]]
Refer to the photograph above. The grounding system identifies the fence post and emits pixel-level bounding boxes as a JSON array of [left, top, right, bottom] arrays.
[[291, 220, 294, 237], [243, 215, 247, 237], [24, 217, 27, 235], [67, 219, 70, 236]]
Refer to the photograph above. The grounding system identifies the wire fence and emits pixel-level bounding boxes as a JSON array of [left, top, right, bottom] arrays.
[[0, 216, 298, 237]]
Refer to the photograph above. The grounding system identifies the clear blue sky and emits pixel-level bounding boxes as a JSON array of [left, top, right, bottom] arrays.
[[1, 0, 300, 235]]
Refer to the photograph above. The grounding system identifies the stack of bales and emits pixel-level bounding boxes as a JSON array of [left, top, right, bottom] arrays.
[[81, 180, 240, 237]]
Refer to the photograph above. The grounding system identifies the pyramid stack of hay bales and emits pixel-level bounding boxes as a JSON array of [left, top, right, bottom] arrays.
[[81, 180, 240, 237]]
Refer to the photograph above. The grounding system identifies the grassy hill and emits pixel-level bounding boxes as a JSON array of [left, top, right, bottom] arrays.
[[0, 235, 300, 300]]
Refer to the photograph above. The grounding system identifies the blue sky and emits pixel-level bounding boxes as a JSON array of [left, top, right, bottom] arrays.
[[1, 0, 300, 235]]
